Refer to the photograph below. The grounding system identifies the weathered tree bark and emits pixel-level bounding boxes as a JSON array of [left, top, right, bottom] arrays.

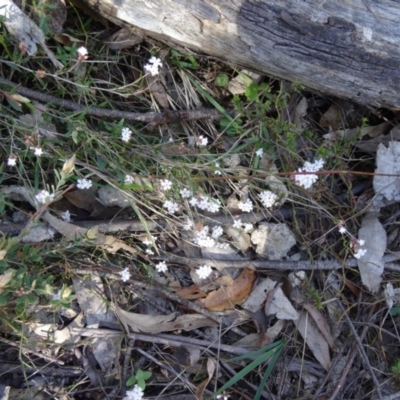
[[85, 0, 400, 109]]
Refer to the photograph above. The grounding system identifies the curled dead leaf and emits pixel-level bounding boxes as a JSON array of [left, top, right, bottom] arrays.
[[114, 304, 217, 334], [200, 268, 256, 312]]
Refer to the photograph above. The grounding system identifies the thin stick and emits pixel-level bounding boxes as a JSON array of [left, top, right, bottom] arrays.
[[0, 336, 64, 365], [0, 77, 228, 124]]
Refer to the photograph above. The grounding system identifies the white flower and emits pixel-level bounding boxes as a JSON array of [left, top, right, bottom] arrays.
[[7, 156, 17, 167], [121, 127, 132, 142], [35, 190, 55, 204], [196, 265, 212, 279], [354, 248, 367, 259], [155, 261, 168, 273], [294, 158, 324, 189], [124, 175, 134, 185], [195, 236, 216, 248], [125, 384, 144, 400], [77, 46, 88, 58], [233, 219, 242, 229], [256, 148, 264, 157], [214, 163, 222, 175], [144, 56, 163, 77], [182, 218, 194, 230], [338, 226, 347, 234], [163, 200, 180, 214], [359, 239, 365, 246], [160, 179, 173, 191], [189, 197, 198, 207], [142, 236, 155, 246], [180, 188, 193, 199], [32, 147, 43, 157], [243, 223, 254, 232], [384, 282, 395, 309], [120, 267, 131, 282], [76, 178, 92, 190], [145, 248, 154, 255], [258, 190, 278, 208], [238, 199, 253, 212], [61, 210, 71, 222], [211, 225, 223, 239], [206, 199, 221, 213], [196, 135, 208, 147]]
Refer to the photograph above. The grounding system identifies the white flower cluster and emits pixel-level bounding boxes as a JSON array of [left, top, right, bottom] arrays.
[[258, 190, 278, 208], [354, 239, 366, 259], [35, 190, 55, 204], [120, 267, 131, 282], [196, 265, 212, 279], [160, 179, 173, 191], [238, 198, 253, 213], [189, 195, 221, 213], [354, 248, 367, 259], [121, 127, 132, 142], [77, 46, 88, 59], [180, 188, 193, 199], [196, 135, 208, 147], [155, 261, 168, 273], [163, 200, 180, 214], [214, 162, 222, 175], [7, 156, 17, 167], [142, 235, 156, 246], [61, 210, 71, 222], [294, 158, 324, 189], [182, 218, 194, 230], [192, 225, 228, 249], [77, 178, 92, 190], [125, 175, 134, 185], [232, 219, 254, 232], [256, 148, 264, 157], [144, 56, 162, 77], [125, 385, 144, 400], [211, 225, 224, 239]]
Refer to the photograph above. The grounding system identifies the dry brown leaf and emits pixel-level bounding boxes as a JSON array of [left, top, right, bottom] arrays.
[[43, 212, 137, 255], [54, 33, 84, 47], [200, 268, 256, 312], [319, 105, 342, 131], [105, 28, 143, 50], [147, 79, 169, 109], [64, 190, 105, 213], [115, 305, 217, 334], [302, 303, 335, 350], [265, 285, 299, 321], [0, 270, 14, 294], [176, 284, 207, 300], [195, 358, 216, 400], [296, 310, 331, 371]]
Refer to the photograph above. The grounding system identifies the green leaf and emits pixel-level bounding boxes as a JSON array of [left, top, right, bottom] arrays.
[[245, 82, 258, 102], [126, 375, 136, 386], [216, 74, 229, 87]]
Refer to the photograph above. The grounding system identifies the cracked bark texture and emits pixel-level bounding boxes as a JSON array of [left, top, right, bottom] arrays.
[[83, 0, 400, 109]]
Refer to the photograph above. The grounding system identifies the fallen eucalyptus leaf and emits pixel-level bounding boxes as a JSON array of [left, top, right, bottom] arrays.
[[115, 305, 217, 334], [200, 268, 256, 312], [357, 212, 387, 293]]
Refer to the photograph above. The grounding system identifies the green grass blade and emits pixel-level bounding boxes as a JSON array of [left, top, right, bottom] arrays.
[[230, 339, 285, 362], [254, 341, 285, 400], [213, 340, 284, 397]]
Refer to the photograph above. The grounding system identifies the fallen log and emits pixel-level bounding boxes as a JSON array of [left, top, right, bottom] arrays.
[[83, 0, 400, 109]]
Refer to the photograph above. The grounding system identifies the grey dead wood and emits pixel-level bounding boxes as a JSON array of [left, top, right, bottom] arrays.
[[80, 0, 400, 109]]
